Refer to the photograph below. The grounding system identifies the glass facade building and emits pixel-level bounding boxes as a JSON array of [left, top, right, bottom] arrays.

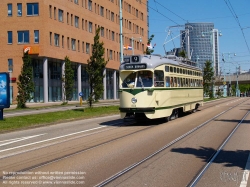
[[183, 23, 220, 76]]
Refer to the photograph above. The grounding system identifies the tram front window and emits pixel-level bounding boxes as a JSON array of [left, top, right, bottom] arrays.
[[121, 71, 153, 88], [136, 71, 153, 87], [122, 72, 136, 88]]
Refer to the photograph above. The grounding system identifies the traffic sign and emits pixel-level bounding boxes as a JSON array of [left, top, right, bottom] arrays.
[[79, 92, 83, 97]]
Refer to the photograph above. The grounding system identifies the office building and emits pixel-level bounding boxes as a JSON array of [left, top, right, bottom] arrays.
[[182, 23, 220, 76], [1, 0, 148, 103]]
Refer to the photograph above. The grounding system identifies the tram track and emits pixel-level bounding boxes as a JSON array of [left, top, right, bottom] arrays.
[[0, 119, 157, 180], [96, 98, 249, 186], [188, 110, 250, 186]]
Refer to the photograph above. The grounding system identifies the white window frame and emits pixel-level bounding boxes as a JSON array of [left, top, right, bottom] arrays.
[[54, 33, 59, 46], [71, 38, 76, 50]]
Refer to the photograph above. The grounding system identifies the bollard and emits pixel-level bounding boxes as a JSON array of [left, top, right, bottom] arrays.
[[80, 97, 82, 106]]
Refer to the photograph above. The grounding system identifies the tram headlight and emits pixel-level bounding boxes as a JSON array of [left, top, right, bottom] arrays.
[[131, 97, 137, 104]]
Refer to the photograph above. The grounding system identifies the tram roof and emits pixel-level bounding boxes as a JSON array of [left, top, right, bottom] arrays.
[[120, 54, 201, 71]]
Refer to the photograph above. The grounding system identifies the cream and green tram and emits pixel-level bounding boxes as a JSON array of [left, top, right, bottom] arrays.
[[119, 54, 203, 120]]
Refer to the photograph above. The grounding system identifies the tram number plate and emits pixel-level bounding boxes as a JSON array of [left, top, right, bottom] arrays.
[[131, 104, 136, 108]]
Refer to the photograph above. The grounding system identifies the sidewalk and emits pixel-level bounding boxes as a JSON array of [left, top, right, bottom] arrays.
[[6, 99, 120, 110]]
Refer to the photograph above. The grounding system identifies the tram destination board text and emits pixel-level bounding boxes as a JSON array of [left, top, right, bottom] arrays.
[[124, 64, 147, 70]]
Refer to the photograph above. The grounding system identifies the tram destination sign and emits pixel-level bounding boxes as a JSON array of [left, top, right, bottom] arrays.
[[124, 64, 147, 70]]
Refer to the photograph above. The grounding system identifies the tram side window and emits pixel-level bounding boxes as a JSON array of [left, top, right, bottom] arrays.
[[165, 66, 169, 72], [165, 76, 170, 87], [170, 77, 174, 87], [177, 77, 181, 87], [173, 77, 177, 87], [122, 72, 136, 88], [170, 66, 173, 73], [154, 70, 164, 87]]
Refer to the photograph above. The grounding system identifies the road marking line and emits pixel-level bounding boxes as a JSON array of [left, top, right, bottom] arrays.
[[240, 153, 250, 187], [0, 126, 107, 153], [0, 134, 46, 147]]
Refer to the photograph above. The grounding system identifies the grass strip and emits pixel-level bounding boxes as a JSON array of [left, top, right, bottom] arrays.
[[0, 106, 120, 133]]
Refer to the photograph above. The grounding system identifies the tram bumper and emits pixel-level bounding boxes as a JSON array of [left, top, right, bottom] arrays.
[[119, 107, 155, 119], [119, 107, 155, 113]]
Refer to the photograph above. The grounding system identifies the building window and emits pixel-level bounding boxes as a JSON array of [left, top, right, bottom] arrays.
[[111, 12, 114, 22], [34, 30, 39, 43], [88, 0, 92, 11], [54, 7, 56, 20], [67, 37, 69, 49], [58, 9, 63, 22], [111, 31, 115, 41], [109, 50, 113, 59], [8, 31, 13, 44], [8, 59, 13, 72], [78, 40, 80, 51], [54, 33, 59, 46], [86, 43, 90, 54], [101, 27, 104, 37], [71, 14, 73, 25], [17, 3, 22, 16], [71, 39, 76, 50], [82, 42, 85, 53], [89, 22, 92, 33], [75, 16, 79, 28], [100, 6, 104, 16], [62, 35, 64, 48], [74, 0, 79, 4], [17, 31, 29, 44], [50, 32, 52, 45], [27, 3, 39, 16], [49, 5, 52, 18], [8, 4, 12, 16], [82, 19, 84, 30]]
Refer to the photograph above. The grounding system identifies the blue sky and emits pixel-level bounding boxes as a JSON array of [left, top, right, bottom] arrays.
[[147, 0, 250, 73]]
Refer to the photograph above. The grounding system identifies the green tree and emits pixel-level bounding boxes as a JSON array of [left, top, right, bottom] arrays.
[[203, 60, 214, 98], [62, 56, 74, 103], [16, 52, 35, 108], [178, 50, 187, 58], [86, 27, 108, 107], [144, 34, 155, 55]]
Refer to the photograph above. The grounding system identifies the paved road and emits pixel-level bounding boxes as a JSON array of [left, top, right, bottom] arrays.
[[0, 98, 249, 186]]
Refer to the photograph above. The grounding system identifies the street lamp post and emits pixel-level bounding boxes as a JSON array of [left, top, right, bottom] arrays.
[[119, 0, 123, 64], [236, 66, 239, 97], [222, 52, 236, 97]]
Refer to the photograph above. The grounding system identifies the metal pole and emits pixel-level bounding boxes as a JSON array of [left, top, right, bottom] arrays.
[[119, 0, 123, 64], [236, 66, 239, 97], [211, 31, 215, 98], [132, 37, 134, 55]]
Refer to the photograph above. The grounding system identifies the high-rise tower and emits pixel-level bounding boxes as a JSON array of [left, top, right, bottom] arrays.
[[183, 23, 220, 76]]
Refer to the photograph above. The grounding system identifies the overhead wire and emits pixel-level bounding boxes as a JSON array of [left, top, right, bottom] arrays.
[[153, 0, 188, 23], [140, 1, 181, 26], [223, 0, 250, 54]]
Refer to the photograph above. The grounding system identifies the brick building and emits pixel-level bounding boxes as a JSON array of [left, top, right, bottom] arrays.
[[0, 0, 148, 103]]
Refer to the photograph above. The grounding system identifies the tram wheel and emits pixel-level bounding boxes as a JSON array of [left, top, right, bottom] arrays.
[[165, 116, 171, 122], [192, 104, 199, 113], [174, 109, 179, 119]]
